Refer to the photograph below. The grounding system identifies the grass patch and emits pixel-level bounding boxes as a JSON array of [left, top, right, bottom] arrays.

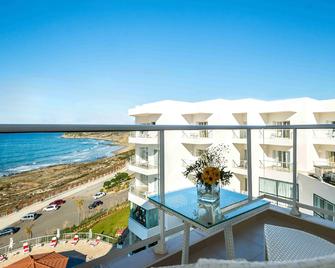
[[91, 204, 130, 237]]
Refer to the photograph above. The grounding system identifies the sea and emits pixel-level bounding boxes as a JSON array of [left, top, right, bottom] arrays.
[[0, 133, 120, 177]]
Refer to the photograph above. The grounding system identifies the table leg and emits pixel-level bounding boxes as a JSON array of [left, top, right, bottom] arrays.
[[224, 224, 235, 260], [181, 222, 191, 264]]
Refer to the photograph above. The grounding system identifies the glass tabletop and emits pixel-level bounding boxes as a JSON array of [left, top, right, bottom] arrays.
[[148, 187, 269, 229]]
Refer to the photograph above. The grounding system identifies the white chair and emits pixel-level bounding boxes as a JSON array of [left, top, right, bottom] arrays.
[[264, 224, 335, 261]]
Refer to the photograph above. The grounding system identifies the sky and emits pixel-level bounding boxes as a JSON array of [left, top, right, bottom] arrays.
[[0, 0, 334, 124]]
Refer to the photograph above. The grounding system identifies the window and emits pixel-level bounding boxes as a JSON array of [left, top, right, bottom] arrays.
[[259, 177, 298, 207], [272, 150, 291, 170], [313, 194, 334, 222], [197, 122, 209, 138], [130, 203, 159, 228], [273, 121, 290, 138]]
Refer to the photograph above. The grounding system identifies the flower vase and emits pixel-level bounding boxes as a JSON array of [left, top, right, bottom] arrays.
[[196, 181, 220, 203]]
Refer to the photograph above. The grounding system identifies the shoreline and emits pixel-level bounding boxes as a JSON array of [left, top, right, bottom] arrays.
[[0, 132, 134, 215]]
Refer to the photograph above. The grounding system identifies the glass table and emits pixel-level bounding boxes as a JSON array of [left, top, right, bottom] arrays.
[[149, 187, 270, 264]]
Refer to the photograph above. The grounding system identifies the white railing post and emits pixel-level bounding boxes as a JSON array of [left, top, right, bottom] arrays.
[[154, 130, 167, 254], [290, 128, 300, 216], [247, 129, 253, 201]]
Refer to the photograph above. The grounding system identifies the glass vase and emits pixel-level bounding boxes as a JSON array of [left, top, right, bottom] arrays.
[[197, 181, 220, 203]]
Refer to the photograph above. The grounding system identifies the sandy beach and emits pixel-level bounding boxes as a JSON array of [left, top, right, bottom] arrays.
[[0, 132, 134, 216]]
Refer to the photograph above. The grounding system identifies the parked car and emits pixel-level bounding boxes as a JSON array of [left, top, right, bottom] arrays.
[[88, 200, 103, 209], [0, 227, 19, 237], [49, 199, 66, 206], [43, 204, 59, 212], [93, 192, 106, 200], [21, 212, 37, 221]]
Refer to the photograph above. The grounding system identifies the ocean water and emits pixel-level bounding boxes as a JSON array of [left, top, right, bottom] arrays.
[[0, 133, 120, 177]]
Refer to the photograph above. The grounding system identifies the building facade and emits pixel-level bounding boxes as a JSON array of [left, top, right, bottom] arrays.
[[127, 98, 335, 240]]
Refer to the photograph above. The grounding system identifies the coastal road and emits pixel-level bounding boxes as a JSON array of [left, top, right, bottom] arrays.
[[0, 186, 128, 247]]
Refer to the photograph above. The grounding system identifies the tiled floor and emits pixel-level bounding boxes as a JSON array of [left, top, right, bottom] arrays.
[[152, 209, 335, 267], [82, 209, 335, 268]]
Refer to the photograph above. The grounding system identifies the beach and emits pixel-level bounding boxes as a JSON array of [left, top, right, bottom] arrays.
[[0, 132, 134, 216]]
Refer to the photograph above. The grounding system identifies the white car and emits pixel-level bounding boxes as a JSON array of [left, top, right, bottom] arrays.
[[93, 192, 106, 200], [43, 204, 59, 212]]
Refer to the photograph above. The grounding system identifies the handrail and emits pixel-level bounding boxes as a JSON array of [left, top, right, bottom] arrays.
[[1, 124, 335, 133], [261, 194, 335, 218]]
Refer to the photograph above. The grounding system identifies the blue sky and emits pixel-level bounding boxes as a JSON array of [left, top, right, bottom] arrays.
[[0, 0, 334, 123]]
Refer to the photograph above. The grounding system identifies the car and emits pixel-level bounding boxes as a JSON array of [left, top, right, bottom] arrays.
[[93, 192, 106, 200], [42, 204, 59, 212], [0, 227, 19, 237], [49, 199, 66, 206], [21, 212, 37, 221], [88, 200, 103, 209]]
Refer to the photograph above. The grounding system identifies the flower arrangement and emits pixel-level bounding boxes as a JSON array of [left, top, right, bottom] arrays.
[[183, 144, 232, 187], [183, 144, 232, 203]]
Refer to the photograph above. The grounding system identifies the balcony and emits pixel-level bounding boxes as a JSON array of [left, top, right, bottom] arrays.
[[232, 130, 247, 144], [129, 131, 158, 144], [231, 160, 248, 175], [312, 129, 335, 145], [181, 156, 198, 168], [1, 124, 335, 268], [129, 182, 148, 199], [181, 130, 213, 145], [128, 156, 158, 176], [88, 206, 335, 268], [128, 217, 159, 240], [259, 160, 293, 181], [259, 129, 292, 147]]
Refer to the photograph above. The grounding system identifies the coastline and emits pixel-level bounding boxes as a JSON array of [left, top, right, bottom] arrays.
[[0, 132, 134, 215]]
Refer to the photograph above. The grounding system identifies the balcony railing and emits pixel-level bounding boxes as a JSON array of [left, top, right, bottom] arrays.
[[1, 124, 335, 266], [313, 129, 335, 139], [130, 131, 158, 139], [129, 156, 158, 170], [129, 181, 149, 199], [259, 129, 292, 140], [232, 160, 248, 169], [259, 160, 292, 172], [182, 130, 213, 139], [232, 130, 247, 139]]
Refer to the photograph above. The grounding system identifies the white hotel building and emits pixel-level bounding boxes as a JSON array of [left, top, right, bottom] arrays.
[[127, 97, 335, 241]]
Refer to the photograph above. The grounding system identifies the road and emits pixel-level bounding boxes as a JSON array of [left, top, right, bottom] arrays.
[[0, 182, 128, 247]]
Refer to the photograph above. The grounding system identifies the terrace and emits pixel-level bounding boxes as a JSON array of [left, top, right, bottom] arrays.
[[1, 124, 335, 268]]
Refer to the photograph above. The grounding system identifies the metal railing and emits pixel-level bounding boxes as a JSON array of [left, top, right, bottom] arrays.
[[182, 130, 213, 139], [1, 124, 335, 262], [232, 160, 248, 169], [259, 129, 292, 140], [259, 160, 292, 172], [130, 131, 158, 139], [0, 232, 115, 256], [313, 129, 335, 139], [232, 130, 247, 139], [129, 181, 149, 199], [129, 156, 158, 169]]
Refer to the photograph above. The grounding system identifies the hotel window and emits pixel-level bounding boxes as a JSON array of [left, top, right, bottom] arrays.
[[313, 194, 334, 222], [327, 151, 335, 164], [272, 150, 291, 170], [259, 177, 298, 206], [273, 121, 290, 138], [130, 203, 159, 228], [197, 122, 209, 137]]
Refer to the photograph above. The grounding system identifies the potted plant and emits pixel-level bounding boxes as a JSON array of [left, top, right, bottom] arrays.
[[183, 144, 232, 203]]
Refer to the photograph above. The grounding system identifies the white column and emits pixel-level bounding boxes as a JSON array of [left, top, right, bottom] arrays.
[[181, 222, 191, 264], [247, 128, 253, 200], [290, 128, 300, 216], [154, 130, 167, 254]]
